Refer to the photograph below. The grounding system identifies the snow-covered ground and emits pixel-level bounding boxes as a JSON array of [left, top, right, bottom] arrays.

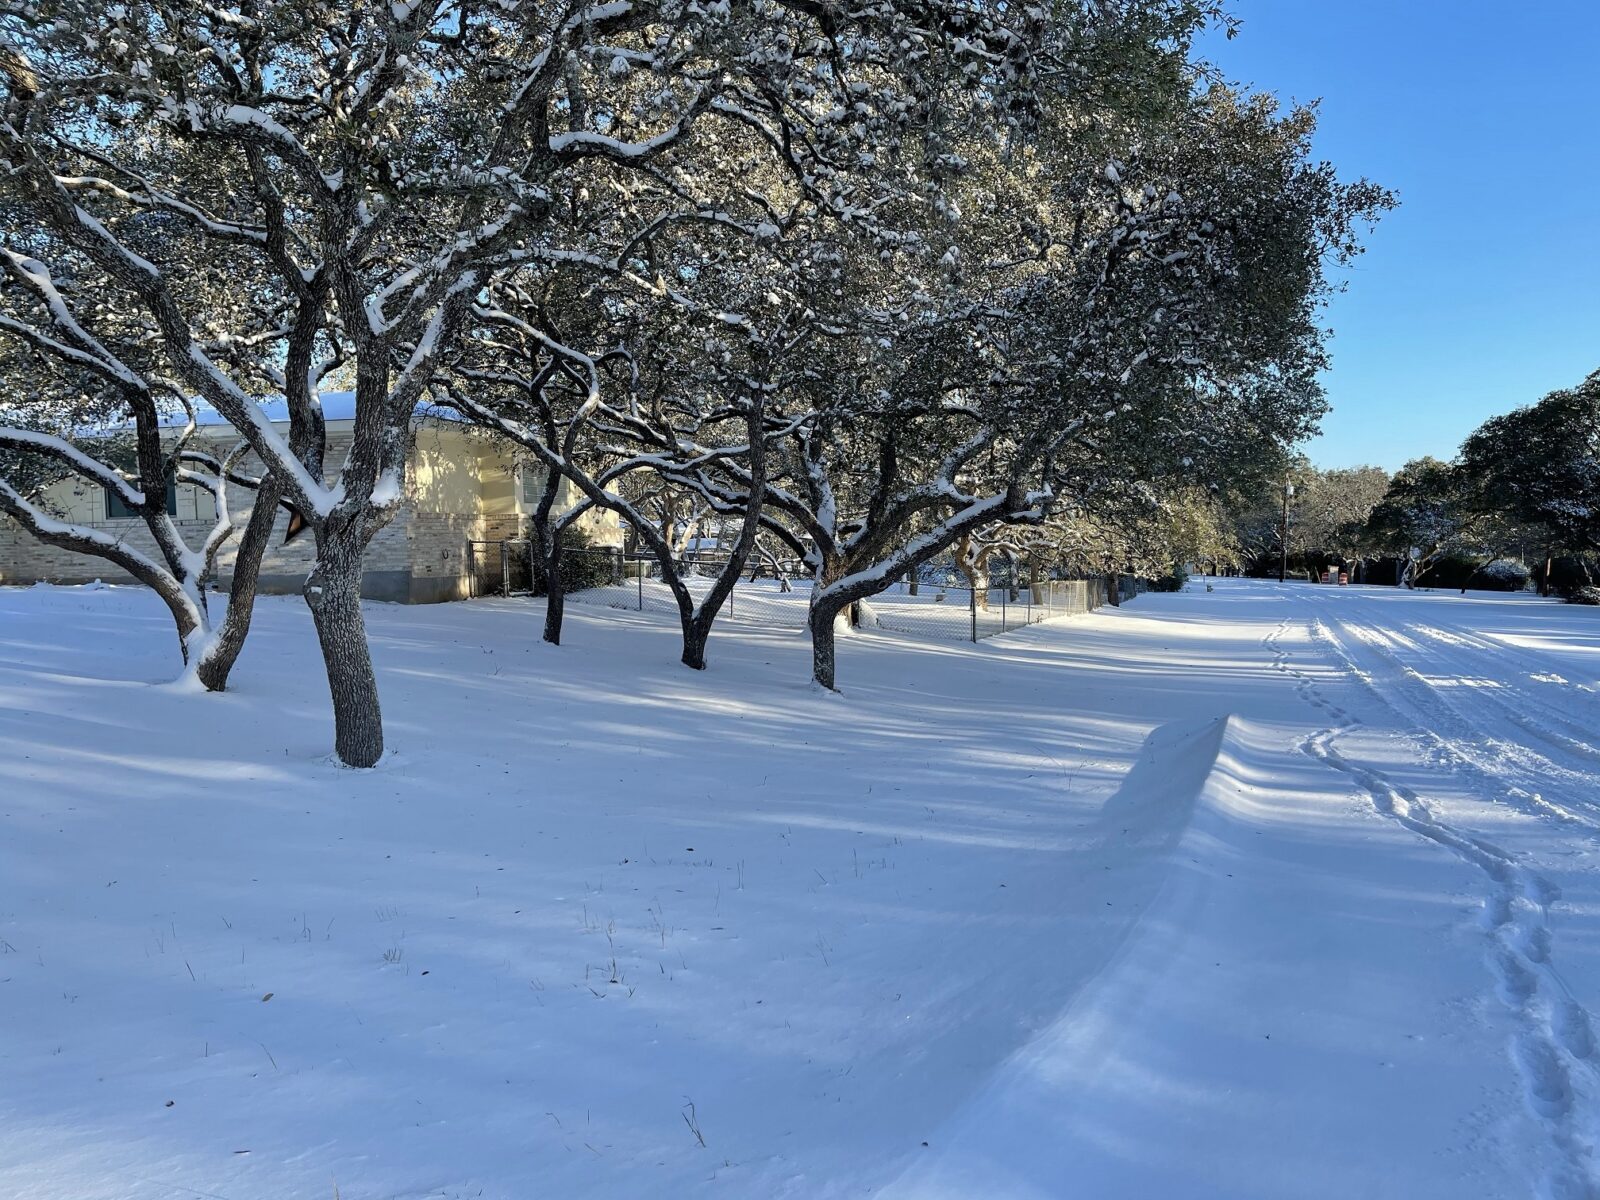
[[563, 574, 1086, 641], [3, 578, 1600, 1198]]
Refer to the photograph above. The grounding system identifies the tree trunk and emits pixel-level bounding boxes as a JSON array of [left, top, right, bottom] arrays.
[[681, 615, 711, 671], [957, 561, 989, 609], [528, 462, 566, 645], [540, 539, 565, 646], [133, 571, 205, 664], [195, 477, 282, 692], [1107, 573, 1122, 607], [303, 536, 383, 768], [673, 398, 768, 670], [810, 601, 841, 690], [543, 580, 565, 644]]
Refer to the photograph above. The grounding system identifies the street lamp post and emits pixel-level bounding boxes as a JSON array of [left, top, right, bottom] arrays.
[[1279, 480, 1294, 583]]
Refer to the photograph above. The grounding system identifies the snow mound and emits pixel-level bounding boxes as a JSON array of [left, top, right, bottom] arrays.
[[878, 713, 1479, 1200], [878, 715, 1240, 1199], [1094, 714, 1231, 843]]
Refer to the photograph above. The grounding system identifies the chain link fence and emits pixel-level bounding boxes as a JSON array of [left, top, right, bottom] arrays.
[[857, 576, 1138, 641], [468, 540, 1145, 643], [558, 548, 816, 629]]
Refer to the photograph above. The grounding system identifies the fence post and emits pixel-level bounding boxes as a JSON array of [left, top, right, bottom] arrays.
[[467, 542, 476, 599], [970, 585, 978, 643], [638, 559, 644, 611], [1001, 589, 1007, 632]]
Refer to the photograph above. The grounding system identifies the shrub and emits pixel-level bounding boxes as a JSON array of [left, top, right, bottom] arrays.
[[1413, 554, 1480, 589], [1147, 565, 1189, 592], [1545, 556, 1600, 600], [532, 527, 622, 595], [1469, 558, 1532, 592]]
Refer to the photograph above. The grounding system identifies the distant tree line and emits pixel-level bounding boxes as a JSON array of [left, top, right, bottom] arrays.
[[1217, 370, 1600, 600]]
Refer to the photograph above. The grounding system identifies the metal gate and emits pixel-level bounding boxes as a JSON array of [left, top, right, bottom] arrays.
[[466, 539, 535, 597]]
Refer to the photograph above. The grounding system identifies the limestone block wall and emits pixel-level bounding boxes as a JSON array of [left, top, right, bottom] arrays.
[[0, 517, 216, 587], [406, 512, 525, 603], [1, 422, 546, 602]]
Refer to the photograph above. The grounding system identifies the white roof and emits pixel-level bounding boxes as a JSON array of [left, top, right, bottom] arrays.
[[157, 392, 459, 427]]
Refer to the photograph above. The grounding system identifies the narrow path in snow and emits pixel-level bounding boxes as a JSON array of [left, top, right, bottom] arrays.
[[1269, 597, 1600, 1200]]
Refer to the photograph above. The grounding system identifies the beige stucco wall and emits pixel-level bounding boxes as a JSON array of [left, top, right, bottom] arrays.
[[2, 416, 622, 599], [34, 473, 216, 524], [411, 422, 494, 515]]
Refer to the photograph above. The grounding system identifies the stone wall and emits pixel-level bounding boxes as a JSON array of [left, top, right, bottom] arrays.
[[0, 508, 405, 599], [405, 512, 525, 603], [0, 505, 524, 604], [0, 517, 217, 588], [1, 421, 550, 602]]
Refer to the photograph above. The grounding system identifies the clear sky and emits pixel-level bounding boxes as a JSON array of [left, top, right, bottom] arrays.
[[1199, 1, 1599, 471]]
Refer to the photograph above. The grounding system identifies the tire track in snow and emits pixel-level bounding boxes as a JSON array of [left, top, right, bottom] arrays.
[[1395, 618, 1600, 773], [1308, 598, 1600, 838], [1265, 613, 1600, 1200], [1403, 613, 1600, 699]]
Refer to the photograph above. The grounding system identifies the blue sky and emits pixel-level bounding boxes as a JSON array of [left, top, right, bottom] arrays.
[[1200, 1, 1599, 470]]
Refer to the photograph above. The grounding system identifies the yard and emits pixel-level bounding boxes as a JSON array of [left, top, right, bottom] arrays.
[[4, 579, 1600, 1198]]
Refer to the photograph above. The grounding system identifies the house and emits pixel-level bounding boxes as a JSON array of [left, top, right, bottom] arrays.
[[0, 395, 622, 603]]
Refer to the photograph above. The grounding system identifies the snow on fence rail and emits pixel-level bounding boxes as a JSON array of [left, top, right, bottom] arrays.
[[468, 542, 1141, 643]]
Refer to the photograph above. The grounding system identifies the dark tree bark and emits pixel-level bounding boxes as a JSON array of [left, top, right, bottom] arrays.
[[195, 475, 283, 691], [527, 460, 568, 646], [542, 559, 566, 645], [675, 397, 767, 670], [304, 530, 383, 768], [810, 603, 840, 691]]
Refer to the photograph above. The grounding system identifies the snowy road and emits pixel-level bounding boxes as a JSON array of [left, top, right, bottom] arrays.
[[892, 581, 1600, 1200], [4, 579, 1600, 1199], [1290, 586, 1600, 1200]]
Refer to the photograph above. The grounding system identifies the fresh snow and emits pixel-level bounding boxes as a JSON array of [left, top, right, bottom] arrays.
[[4, 579, 1600, 1198]]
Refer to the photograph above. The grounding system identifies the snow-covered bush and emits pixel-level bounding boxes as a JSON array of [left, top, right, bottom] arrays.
[[1470, 559, 1531, 592]]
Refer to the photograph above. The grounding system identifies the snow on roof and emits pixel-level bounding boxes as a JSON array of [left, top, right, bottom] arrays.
[[156, 392, 461, 428]]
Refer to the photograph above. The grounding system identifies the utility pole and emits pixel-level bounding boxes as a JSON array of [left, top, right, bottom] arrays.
[[1279, 480, 1294, 583]]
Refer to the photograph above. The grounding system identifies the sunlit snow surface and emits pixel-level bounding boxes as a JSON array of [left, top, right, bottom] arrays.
[[3, 578, 1598, 1199]]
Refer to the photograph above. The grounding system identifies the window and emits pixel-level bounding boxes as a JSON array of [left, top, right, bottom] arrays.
[[105, 474, 177, 520], [520, 465, 545, 506]]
